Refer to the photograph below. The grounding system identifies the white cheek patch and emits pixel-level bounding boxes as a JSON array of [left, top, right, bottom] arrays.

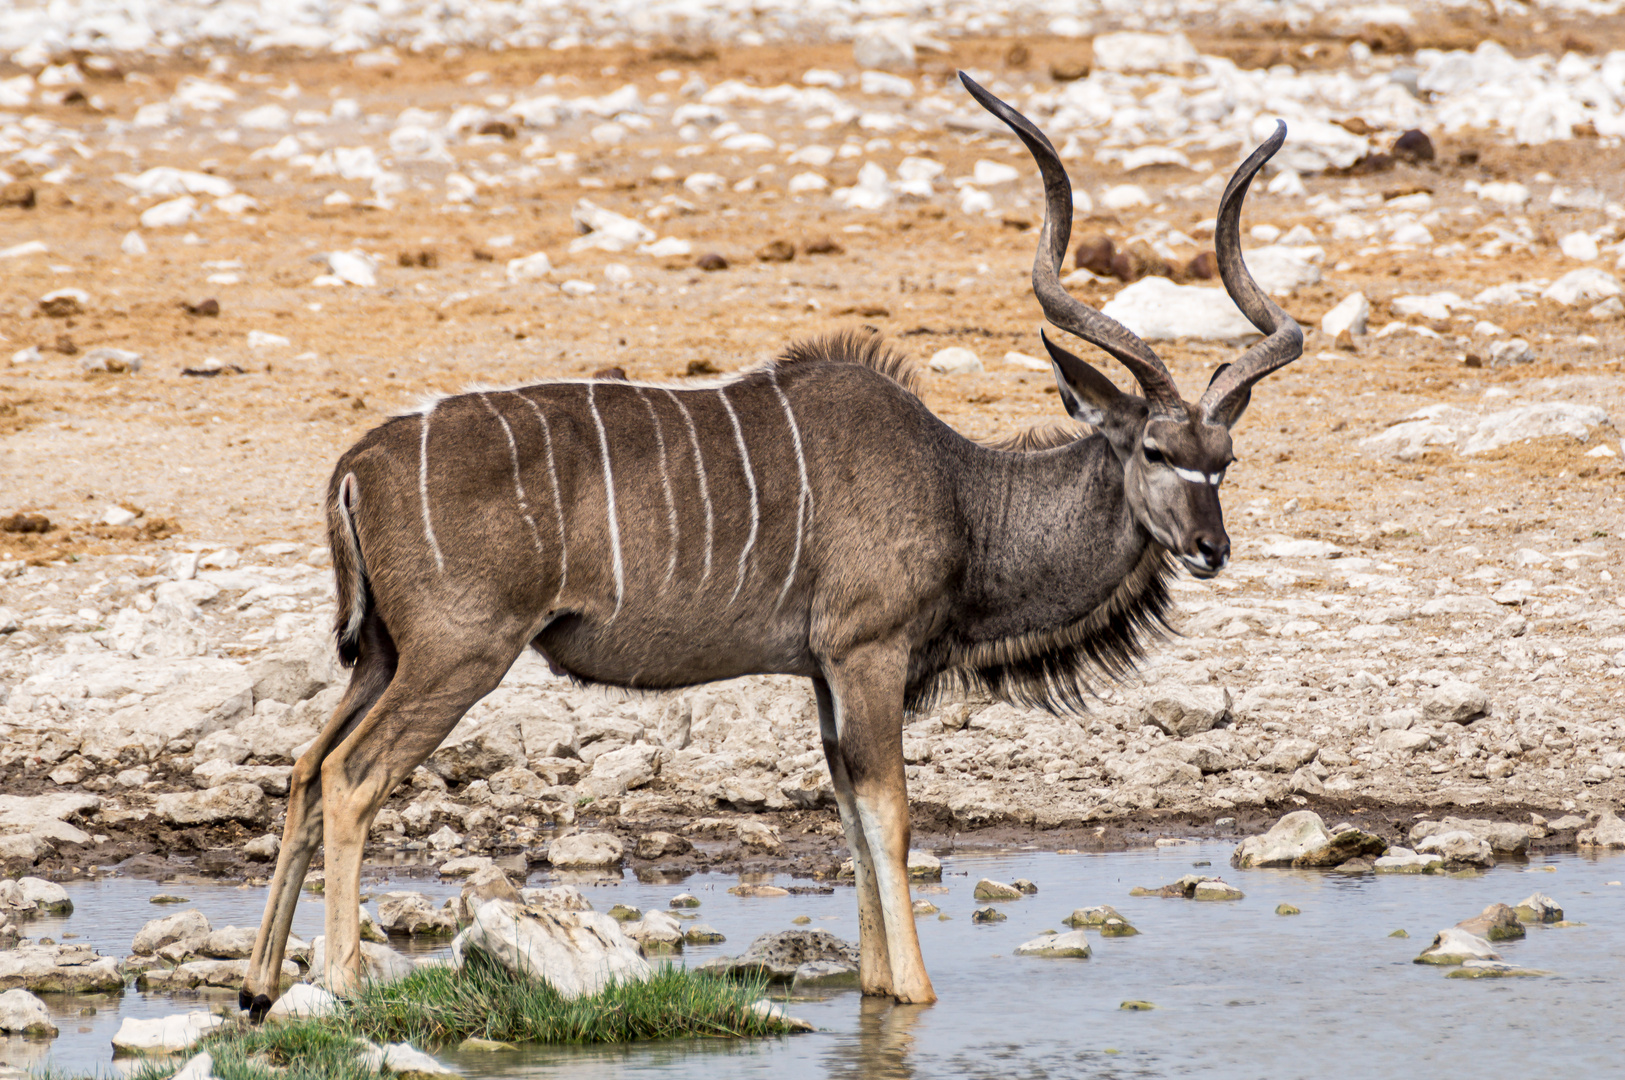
[[1171, 465, 1225, 487]]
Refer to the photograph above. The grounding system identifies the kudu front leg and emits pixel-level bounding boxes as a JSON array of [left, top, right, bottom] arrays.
[[815, 677, 894, 997], [819, 651, 936, 1005]]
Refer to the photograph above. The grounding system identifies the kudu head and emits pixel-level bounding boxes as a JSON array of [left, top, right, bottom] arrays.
[[961, 73, 1303, 579]]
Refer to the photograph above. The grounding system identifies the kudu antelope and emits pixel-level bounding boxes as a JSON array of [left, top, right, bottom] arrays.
[[240, 74, 1301, 1015]]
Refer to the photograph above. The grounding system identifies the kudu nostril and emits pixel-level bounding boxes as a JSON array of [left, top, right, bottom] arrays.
[[1195, 535, 1229, 569]]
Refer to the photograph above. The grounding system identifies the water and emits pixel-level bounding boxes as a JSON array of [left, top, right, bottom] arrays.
[[7, 844, 1623, 1079]]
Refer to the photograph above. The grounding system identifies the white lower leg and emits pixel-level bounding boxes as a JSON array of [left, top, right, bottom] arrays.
[[855, 794, 936, 1004]]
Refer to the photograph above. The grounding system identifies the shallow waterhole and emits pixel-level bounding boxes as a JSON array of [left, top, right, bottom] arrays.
[[8, 843, 1624, 1079]]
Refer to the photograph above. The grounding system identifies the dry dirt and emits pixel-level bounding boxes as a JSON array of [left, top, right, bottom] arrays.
[[2, 31, 1625, 880]]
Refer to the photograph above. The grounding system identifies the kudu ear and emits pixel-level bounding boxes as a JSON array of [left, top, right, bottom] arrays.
[[1206, 362, 1252, 428], [1042, 330, 1123, 426]]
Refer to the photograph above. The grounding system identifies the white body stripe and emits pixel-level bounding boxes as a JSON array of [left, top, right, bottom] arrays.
[[719, 388, 759, 605], [478, 394, 545, 557], [666, 389, 713, 585], [513, 391, 569, 594], [636, 388, 681, 589], [770, 371, 812, 610], [418, 410, 445, 572], [587, 384, 625, 618]]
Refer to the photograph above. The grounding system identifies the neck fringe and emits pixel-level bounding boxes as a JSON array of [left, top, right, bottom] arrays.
[[909, 544, 1175, 717]]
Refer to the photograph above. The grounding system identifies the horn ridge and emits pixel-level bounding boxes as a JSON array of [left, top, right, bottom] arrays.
[[958, 71, 1183, 411], [1200, 121, 1305, 422]]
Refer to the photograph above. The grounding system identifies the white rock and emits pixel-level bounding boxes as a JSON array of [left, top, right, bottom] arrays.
[[170, 1052, 214, 1080], [1100, 184, 1150, 211], [120, 230, 148, 255], [1246, 245, 1322, 295], [267, 982, 339, 1019], [1320, 292, 1370, 338], [638, 237, 691, 257], [1560, 231, 1600, 261], [579, 744, 661, 798], [1092, 31, 1197, 73], [1460, 403, 1610, 455], [561, 279, 597, 297], [155, 783, 267, 826], [139, 195, 198, 228], [787, 172, 828, 193], [358, 1042, 454, 1075], [570, 199, 655, 252], [1260, 539, 1341, 559], [118, 167, 234, 199], [683, 172, 726, 195], [1415, 830, 1494, 866], [133, 908, 211, 956], [1140, 686, 1231, 738], [1100, 278, 1258, 342], [101, 506, 137, 527], [246, 330, 290, 349], [454, 899, 651, 998], [928, 346, 982, 375], [308, 937, 416, 987], [324, 250, 377, 287], [548, 832, 624, 868], [111, 1012, 222, 1055], [1471, 181, 1531, 210], [1231, 810, 1331, 868], [1488, 338, 1533, 366], [833, 162, 892, 211], [852, 22, 915, 71], [1543, 268, 1621, 306], [1004, 351, 1049, 371], [0, 988, 56, 1036], [1014, 931, 1093, 958], [971, 160, 1019, 186], [1415, 927, 1499, 965]]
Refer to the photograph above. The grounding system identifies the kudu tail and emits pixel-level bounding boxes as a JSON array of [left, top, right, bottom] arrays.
[[329, 472, 370, 668]]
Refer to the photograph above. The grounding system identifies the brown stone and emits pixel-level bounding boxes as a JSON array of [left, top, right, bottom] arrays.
[[696, 252, 728, 271], [802, 235, 843, 256], [1049, 56, 1092, 82], [1392, 129, 1435, 164], [756, 239, 795, 263], [1074, 234, 1115, 276], [1456, 903, 1526, 942], [1, 181, 35, 209]]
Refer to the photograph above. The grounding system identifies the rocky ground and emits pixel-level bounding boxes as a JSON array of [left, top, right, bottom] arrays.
[[3, 2, 1625, 885]]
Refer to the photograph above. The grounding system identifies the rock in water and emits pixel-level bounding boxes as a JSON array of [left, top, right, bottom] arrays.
[[1578, 808, 1625, 849], [111, 1012, 223, 1055], [376, 892, 458, 937], [0, 988, 57, 1036], [1456, 903, 1525, 941], [1231, 811, 1333, 868], [1415, 831, 1494, 867], [1014, 931, 1092, 958], [698, 929, 860, 981], [791, 959, 859, 989], [1373, 848, 1446, 874], [547, 832, 625, 868], [457, 866, 523, 922], [1513, 893, 1563, 924], [14, 877, 71, 915], [973, 878, 1023, 901], [358, 1041, 455, 1076], [132, 909, 211, 956], [453, 900, 650, 999], [0, 945, 124, 992], [1414, 927, 1500, 966]]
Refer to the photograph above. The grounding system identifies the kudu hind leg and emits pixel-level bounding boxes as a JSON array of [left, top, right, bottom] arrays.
[[815, 678, 894, 996], [821, 655, 936, 1005], [318, 646, 520, 997], [242, 626, 396, 1020]]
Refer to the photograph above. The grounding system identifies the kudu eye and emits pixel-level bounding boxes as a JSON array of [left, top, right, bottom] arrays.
[[1142, 446, 1165, 465]]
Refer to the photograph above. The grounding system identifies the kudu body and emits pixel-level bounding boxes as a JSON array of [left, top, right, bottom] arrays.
[[241, 76, 1301, 1015]]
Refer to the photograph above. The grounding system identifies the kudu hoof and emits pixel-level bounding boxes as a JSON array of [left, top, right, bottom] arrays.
[[241, 987, 274, 1023]]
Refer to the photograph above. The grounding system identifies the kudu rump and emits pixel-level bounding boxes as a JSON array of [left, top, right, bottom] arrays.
[[242, 75, 1302, 1014]]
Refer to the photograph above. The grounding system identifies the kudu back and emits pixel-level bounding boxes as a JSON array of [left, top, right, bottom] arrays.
[[240, 74, 1301, 1015]]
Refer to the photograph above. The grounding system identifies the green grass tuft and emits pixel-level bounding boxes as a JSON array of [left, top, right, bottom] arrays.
[[61, 954, 792, 1080]]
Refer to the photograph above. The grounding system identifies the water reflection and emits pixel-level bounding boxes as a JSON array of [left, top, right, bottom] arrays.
[[823, 996, 924, 1080]]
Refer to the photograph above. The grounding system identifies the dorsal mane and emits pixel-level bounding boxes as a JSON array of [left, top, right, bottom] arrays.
[[778, 332, 923, 398], [979, 420, 1091, 453]]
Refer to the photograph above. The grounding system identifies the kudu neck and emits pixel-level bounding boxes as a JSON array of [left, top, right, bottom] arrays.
[[951, 433, 1150, 641]]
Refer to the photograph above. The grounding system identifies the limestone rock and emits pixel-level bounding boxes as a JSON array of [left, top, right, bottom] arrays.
[[0, 793, 101, 848], [377, 892, 458, 937], [907, 851, 943, 880], [0, 988, 56, 1036], [623, 910, 685, 952], [520, 885, 592, 912], [138, 957, 297, 992], [973, 878, 1022, 901], [133, 908, 210, 956], [1445, 960, 1552, 979], [1409, 817, 1530, 854], [1513, 892, 1563, 923], [155, 782, 267, 826], [244, 833, 281, 861], [1320, 292, 1369, 338], [1014, 931, 1093, 958], [1578, 808, 1625, 849], [736, 820, 781, 851], [1232, 810, 1332, 868], [453, 899, 651, 999], [1131, 874, 1242, 900], [791, 959, 859, 989], [358, 1041, 455, 1077], [13, 877, 71, 915], [1063, 905, 1138, 935], [1456, 903, 1525, 942], [1140, 686, 1231, 737], [0, 944, 124, 992], [1100, 277, 1259, 342], [1193, 879, 1245, 901], [634, 832, 693, 860], [1290, 827, 1386, 868], [1421, 681, 1489, 724], [1415, 830, 1494, 867], [1373, 848, 1446, 874], [698, 929, 859, 981], [548, 832, 625, 868], [456, 866, 522, 922], [579, 744, 661, 798], [309, 937, 416, 988], [111, 1012, 223, 1055], [199, 925, 258, 959], [684, 924, 725, 945], [1414, 927, 1499, 966]]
